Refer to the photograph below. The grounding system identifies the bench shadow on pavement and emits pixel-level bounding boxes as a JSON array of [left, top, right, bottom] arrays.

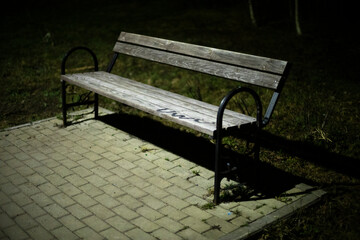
[[97, 112, 319, 201]]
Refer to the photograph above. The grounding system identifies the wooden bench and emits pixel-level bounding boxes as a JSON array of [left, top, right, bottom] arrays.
[[61, 32, 290, 204]]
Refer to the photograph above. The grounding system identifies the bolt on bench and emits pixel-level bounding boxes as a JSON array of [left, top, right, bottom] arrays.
[[61, 32, 290, 204]]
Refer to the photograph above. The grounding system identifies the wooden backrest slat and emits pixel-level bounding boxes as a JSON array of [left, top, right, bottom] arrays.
[[117, 32, 287, 75], [113, 42, 282, 90]]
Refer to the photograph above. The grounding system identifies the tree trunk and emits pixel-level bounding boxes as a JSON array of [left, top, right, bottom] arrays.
[[295, 0, 302, 35]]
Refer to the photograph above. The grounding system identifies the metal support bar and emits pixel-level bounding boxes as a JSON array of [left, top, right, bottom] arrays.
[[61, 46, 99, 126], [213, 87, 263, 204]]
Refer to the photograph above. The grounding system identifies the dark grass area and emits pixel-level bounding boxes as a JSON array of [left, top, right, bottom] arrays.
[[1, 0, 360, 239]]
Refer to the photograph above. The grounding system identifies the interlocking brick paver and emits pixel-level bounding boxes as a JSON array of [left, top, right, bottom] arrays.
[[59, 215, 86, 231], [83, 215, 110, 232], [126, 228, 156, 240], [113, 205, 139, 220], [52, 226, 78, 240], [58, 183, 81, 197], [89, 204, 116, 220], [75, 227, 103, 240], [15, 214, 38, 230], [3, 225, 29, 239], [162, 195, 190, 210], [23, 203, 46, 218], [52, 193, 76, 207], [0, 213, 15, 229], [44, 203, 68, 218], [0, 108, 322, 240], [159, 205, 188, 221], [30, 192, 54, 207], [131, 216, 160, 232], [27, 226, 54, 240], [79, 183, 104, 198], [101, 228, 130, 240], [95, 194, 120, 208], [152, 228, 183, 240], [180, 216, 211, 233], [67, 204, 92, 219], [155, 216, 185, 233], [36, 214, 61, 230], [2, 202, 24, 218], [106, 215, 135, 232]]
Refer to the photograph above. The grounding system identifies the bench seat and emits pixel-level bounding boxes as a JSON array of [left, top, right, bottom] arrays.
[[61, 71, 256, 137]]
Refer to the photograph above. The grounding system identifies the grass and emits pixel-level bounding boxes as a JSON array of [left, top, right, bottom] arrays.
[[1, 0, 359, 239]]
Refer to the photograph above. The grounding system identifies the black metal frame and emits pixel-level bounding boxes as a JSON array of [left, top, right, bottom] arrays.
[[61, 47, 99, 127]]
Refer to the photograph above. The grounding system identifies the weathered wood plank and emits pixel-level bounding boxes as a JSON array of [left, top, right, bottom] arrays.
[[61, 72, 256, 136], [113, 42, 281, 90], [118, 32, 288, 75], [93, 71, 255, 125]]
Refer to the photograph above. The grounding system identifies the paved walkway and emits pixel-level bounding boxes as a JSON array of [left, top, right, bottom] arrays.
[[0, 108, 325, 240]]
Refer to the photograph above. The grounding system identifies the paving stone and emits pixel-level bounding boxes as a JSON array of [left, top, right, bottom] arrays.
[[180, 216, 211, 233], [159, 205, 188, 221], [122, 185, 147, 199], [0, 213, 15, 229], [52, 165, 73, 178], [182, 205, 212, 220], [125, 228, 156, 240], [36, 214, 61, 231], [94, 194, 121, 208], [140, 194, 167, 210], [38, 183, 61, 197], [30, 192, 54, 207], [59, 215, 86, 231], [151, 228, 183, 240], [166, 185, 192, 199], [23, 203, 46, 218], [1, 182, 20, 195], [143, 185, 169, 199], [2, 202, 24, 218], [52, 193, 76, 208], [58, 183, 81, 197], [106, 215, 135, 232], [147, 176, 172, 189], [113, 205, 139, 221], [91, 166, 113, 178], [15, 214, 38, 230], [3, 224, 29, 240], [96, 158, 118, 169], [126, 175, 151, 189], [44, 203, 68, 218], [162, 195, 190, 210], [34, 166, 54, 177], [79, 183, 104, 198], [99, 184, 124, 198], [100, 228, 130, 240], [52, 226, 78, 240], [155, 216, 185, 233], [71, 166, 93, 178], [203, 229, 224, 240], [205, 216, 238, 233], [89, 204, 116, 220], [27, 226, 54, 240], [177, 227, 209, 240], [131, 216, 160, 232], [46, 173, 67, 186], [85, 174, 109, 188], [65, 174, 88, 187], [136, 206, 163, 221], [75, 227, 104, 240], [83, 215, 110, 232], [117, 195, 144, 211], [67, 204, 92, 219], [104, 175, 129, 188]]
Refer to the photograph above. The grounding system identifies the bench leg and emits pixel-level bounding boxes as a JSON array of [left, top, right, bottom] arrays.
[[214, 137, 222, 204], [94, 93, 99, 119], [61, 80, 67, 127]]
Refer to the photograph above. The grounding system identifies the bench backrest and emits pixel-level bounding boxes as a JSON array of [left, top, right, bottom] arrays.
[[111, 32, 290, 125]]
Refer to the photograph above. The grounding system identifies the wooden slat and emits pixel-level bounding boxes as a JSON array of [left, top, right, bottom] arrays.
[[61, 72, 256, 136], [113, 42, 281, 90], [90, 71, 255, 126], [118, 32, 288, 75]]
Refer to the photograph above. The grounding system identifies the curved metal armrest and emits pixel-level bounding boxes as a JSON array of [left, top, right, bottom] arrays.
[[61, 46, 98, 75], [216, 87, 263, 134]]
